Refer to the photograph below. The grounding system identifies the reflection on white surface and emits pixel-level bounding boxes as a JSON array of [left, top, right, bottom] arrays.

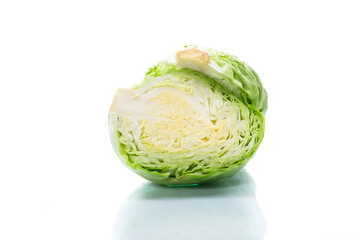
[[112, 170, 266, 240]]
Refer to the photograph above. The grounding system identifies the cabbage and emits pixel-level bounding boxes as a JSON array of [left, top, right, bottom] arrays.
[[109, 46, 267, 185]]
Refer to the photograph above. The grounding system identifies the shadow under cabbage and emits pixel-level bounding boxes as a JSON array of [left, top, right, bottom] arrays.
[[112, 170, 266, 240]]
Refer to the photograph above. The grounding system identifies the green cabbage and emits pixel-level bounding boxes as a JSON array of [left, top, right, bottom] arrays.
[[109, 46, 267, 185]]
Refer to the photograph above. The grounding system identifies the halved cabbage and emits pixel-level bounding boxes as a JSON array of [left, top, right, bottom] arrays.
[[109, 46, 267, 185]]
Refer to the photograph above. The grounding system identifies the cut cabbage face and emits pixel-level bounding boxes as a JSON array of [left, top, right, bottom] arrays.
[[109, 47, 267, 185]]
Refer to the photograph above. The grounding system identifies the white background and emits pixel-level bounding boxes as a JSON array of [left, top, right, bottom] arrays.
[[1, 0, 360, 239]]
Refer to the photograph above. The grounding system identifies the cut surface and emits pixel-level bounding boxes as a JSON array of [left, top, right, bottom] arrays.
[[109, 71, 260, 182], [110, 73, 244, 160]]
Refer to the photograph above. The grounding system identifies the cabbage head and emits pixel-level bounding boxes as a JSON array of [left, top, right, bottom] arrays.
[[109, 46, 267, 185]]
